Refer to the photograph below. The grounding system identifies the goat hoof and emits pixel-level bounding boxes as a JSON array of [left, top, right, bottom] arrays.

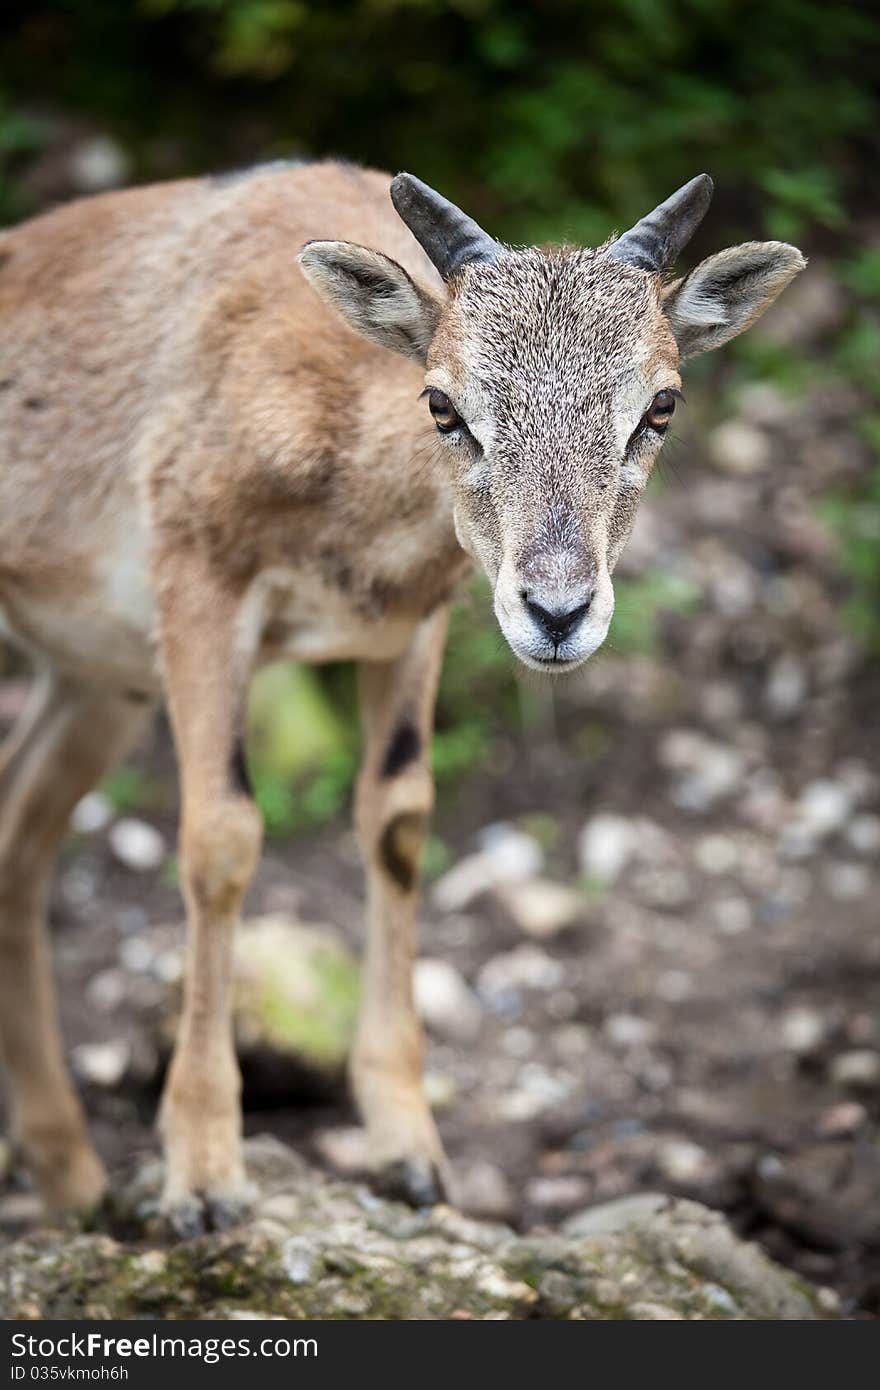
[[162, 1198, 207, 1240], [161, 1187, 253, 1240], [373, 1156, 447, 1209]]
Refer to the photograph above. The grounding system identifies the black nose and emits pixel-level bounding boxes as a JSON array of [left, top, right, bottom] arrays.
[[524, 593, 593, 645]]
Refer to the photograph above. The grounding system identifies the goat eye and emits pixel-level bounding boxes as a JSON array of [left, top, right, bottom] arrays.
[[428, 388, 461, 434], [645, 389, 677, 432]]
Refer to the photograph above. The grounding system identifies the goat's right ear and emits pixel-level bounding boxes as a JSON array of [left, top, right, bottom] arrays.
[[298, 240, 443, 364]]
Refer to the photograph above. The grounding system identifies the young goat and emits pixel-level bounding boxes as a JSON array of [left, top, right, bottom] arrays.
[[0, 162, 804, 1231]]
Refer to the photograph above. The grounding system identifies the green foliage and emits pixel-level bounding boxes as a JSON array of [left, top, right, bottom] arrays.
[[818, 472, 880, 649], [608, 572, 701, 655], [100, 766, 164, 813], [2, 1, 878, 245]]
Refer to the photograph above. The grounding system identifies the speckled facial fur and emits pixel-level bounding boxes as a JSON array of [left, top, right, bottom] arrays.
[[425, 245, 679, 670], [299, 174, 805, 673]]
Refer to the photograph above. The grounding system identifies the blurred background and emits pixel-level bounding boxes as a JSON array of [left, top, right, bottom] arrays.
[[1, 0, 879, 1314]]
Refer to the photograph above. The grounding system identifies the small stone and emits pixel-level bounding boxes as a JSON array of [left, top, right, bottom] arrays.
[[712, 897, 752, 935], [578, 813, 636, 885], [564, 1192, 670, 1237], [694, 834, 739, 875], [108, 818, 166, 872], [432, 824, 543, 912], [70, 1039, 130, 1088], [413, 958, 482, 1043], [795, 780, 852, 838], [478, 945, 564, 998], [628, 1301, 685, 1320], [526, 1175, 591, 1211], [817, 1287, 842, 1315], [70, 135, 132, 192], [845, 813, 880, 855], [119, 937, 154, 972], [815, 1102, 867, 1139], [656, 1139, 715, 1185], [829, 1049, 880, 1091], [85, 969, 128, 1013], [454, 1160, 516, 1222], [424, 1070, 457, 1109], [709, 419, 772, 475], [478, 822, 544, 876], [281, 1236, 317, 1285], [493, 878, 583, 938], [604, 1013, 656, 1049], [659, 730, 743, 813], [764, 654, 807, 719], [500, 1025, 535, 1057], [823, 861, 870, 901], [313, 1126, 369, 1174], [655, 970, 693, 1003], [633, 866, 694, 910], [780, 1007, 826, 1057], [71, 791, 114, 835]]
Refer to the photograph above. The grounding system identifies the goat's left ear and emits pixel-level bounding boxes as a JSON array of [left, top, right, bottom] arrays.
[[663, 241, 806, 358], [298, 240, 443, 364]]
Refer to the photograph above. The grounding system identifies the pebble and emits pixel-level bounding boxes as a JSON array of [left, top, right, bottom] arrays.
[[659, 730, 743, 813], [70, 791, 114, 835], [454, 1161, 516, 1222], [655, 970, 693, 1003], [432, 824, 543, 912], [779, 1006, 827, 1057], [493, 878, 583, 938], [70, 135, 132, 193], [108, 818, 166, 872], [85, 968, 128, 1013], [764, 654, 807, 719], [413, 958, 482, 1043], [815, 1102, 867, 1139], [656, 1139, 715, 1185], [823, 861, 870, 901], [794, 780, 852, 838], [424, 1070, 457, 1109], [694, 834, 739, 875], [500, 1025, 536, 1058], [478, 945, 564, 998], [829, 1049, 880, 1091], [526, 1175, 591, 1211], [711, 896, 752, 935], [70, 1039, 130, 1088], [709, 419, 772, 475], [313, 1126, 369, 1174], [604, 1013, 656, 1049], [281, 1236, 317, 1285], [845, 813, 880, 855], [564, 1192, 670, 1237], [633, 866, 693, 909], [578, 813, 637, 885]]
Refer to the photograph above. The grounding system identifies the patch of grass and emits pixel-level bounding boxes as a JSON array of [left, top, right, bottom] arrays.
[[100, 766, 164, 813], [609, 571, 702, 656]]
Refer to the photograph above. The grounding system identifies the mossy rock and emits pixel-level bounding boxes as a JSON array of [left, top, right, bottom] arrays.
[[232, 916, 360, 1082], [0, 1137, 836, 1320]]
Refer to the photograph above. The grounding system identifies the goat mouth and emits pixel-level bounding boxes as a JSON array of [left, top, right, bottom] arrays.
[[515, 650, 589, 675]]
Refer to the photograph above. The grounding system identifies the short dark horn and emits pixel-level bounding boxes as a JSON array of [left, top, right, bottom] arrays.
[[390, 173, 501, 281], [607, 174, 714, 272]]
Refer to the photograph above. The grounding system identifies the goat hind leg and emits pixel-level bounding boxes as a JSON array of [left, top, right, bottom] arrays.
[[0, 673, 149, 1212]]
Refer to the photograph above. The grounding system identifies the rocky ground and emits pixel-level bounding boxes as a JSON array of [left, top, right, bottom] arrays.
[[0, 1136, 834, 1319], [0, 262, 879, 1319]]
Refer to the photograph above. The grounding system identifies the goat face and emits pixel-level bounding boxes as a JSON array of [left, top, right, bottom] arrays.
[[299, 174, 804, 672]]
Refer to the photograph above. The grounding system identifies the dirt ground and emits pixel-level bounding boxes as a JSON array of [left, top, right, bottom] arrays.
[[1, 264, 879, 1318]]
